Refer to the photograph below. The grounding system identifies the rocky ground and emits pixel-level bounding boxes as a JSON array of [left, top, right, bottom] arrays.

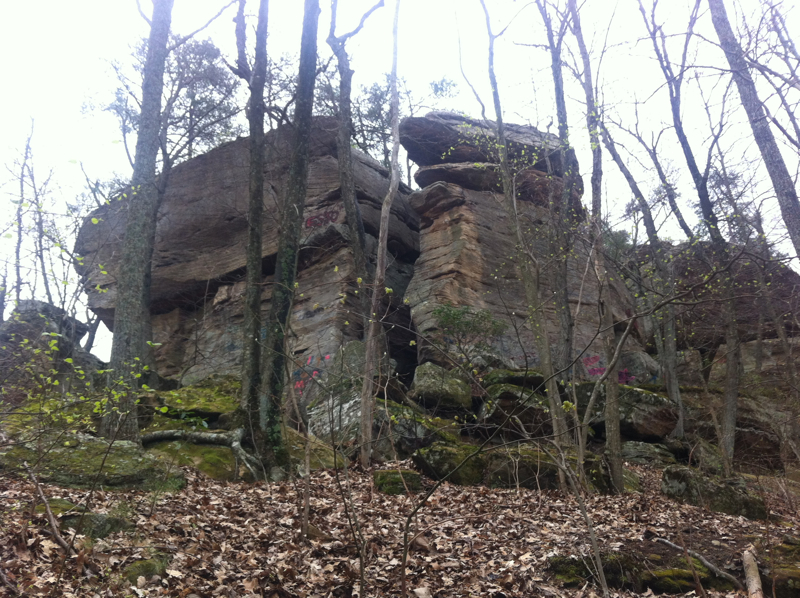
[[1, 461, 798, 598]]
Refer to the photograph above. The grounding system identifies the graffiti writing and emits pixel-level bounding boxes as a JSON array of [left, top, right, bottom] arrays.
[[583, 354, 637, 384], [292, 353, 332, 395], [305, 209, 340, 229]]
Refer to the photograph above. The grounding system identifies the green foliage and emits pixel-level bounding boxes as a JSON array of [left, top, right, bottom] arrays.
[[431, 303, 507, 366]]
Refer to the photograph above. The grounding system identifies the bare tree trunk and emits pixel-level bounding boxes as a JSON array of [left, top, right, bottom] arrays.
[[102, 0, 174, 443], [359, 0, 400, 468], [709, 0, 800, 260], [568, 0, 623, 491], [258, 0, 320, 466], [327, 0, 384, 331], [602, 125, 686, 438], [480, 0, 569, 447], [231, 0, 269, 419]]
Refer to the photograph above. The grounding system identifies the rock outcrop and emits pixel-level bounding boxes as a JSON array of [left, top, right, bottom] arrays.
[[75, 118, 419, 387]]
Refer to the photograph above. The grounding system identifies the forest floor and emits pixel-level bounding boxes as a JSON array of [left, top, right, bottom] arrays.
[[1, 462, 798, 598]]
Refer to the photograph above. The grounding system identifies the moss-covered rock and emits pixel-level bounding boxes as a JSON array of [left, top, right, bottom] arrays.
[[481, 369, 545, 391], [478, 384, 551, 439], [123, 554, 169, 584], [413, 441, 612, 492], [284, 427, 346, 472], [34, 498, 86, 516], [0, 433, 185, 491], [161, 374, 240, 419], [412, 442, 487, 485], [575, 383, 678, 441], [409, 362, 472, 417], [374, 469, 421, 494], [147, 438, 240, 480], [620, 441, 677, 467], [758, 537, 800, 598], [661, 465, 767, 520], [547, 552, 735, 593]]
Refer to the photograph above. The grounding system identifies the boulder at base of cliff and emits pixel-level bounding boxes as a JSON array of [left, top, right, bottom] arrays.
[[0, 433, 185, 491], [413, 441, 611, 492], [620, 441, 677, 468], [408, 362, 473, 418], [575, 383, 678, 441], [661, 465, 767, 520], [477, 383, 551, 439]]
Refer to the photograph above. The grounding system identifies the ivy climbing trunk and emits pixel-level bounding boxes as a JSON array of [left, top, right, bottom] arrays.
[[101, 0, 174, 443], [257, 0, 320, 466]]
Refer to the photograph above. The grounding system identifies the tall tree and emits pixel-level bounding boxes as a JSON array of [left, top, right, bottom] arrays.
[[257, 0, 321, 464], [100, 0, 175, 442], [567, 0, 623, 492], [478, 0, 569, 449], [708, 0, 800, 260], [229, 0, 270, 426], [327, 0, 384, 331], [359, 0, 400, 468]]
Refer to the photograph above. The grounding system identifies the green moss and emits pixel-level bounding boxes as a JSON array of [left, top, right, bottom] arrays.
[[482, 369, 545, 390], [0, 433, 185, 491], [374, 469, 422, 494], [123, 555, 168, 583], [147, 439, 239, 480], [413, 442, 486, 485], [284, 428, 345, 471], [34, 498, 86, 516], [548, 556, 590, 586], [162, 374, 240, 416]]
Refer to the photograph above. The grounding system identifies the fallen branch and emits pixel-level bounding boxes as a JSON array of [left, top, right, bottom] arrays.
[[742, 545, 764, 598], [0, 564, 19, 596], [141, 427, 261, 480], [654, 537, 744, 591], [23, 462, 74, 556]]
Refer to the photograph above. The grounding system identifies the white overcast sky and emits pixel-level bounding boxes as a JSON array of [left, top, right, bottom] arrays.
[[1, 0, 798, 359]]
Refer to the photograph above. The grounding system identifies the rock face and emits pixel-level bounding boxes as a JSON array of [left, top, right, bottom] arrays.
[[75, 117, 419, 386], [400, 113, 648, 376], [75, 112, 655, 392]]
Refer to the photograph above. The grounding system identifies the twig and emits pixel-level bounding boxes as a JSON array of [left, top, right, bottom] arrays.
[[0, 564, 19, 596], [654, 536, 744, 590], [23, 462, 74, 556]]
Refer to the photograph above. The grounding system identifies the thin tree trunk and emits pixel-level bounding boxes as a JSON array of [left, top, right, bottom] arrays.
[[258, 0, 320, 465], [601, 125, 685, 438], [480, 0, 569, 448], [102, 0, 174, 443], [568, 0, 623, 491], [359, 0, 400, 468], [709, 0, 800, 260], [231, 0, 269, 418], [327, 0, 384, 330]]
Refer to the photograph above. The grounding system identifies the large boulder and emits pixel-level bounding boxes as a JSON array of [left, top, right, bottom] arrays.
[[576, 383, 678, 441], [408, 361, 472, 417], [620, 441, 677, 467], [413, 441, 611, 492], [0, 433, 185, 491], [477, 383, 551, 439], [661, 465, 767, 520]]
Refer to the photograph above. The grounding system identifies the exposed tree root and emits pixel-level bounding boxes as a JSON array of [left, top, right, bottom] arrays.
[[140, 428, 262, 480]]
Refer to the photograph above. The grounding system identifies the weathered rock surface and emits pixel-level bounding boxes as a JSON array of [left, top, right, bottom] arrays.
[[660, 465, 767, 520], [0, 433, 185, 490], [75, 117, 419, 386], [576, 383, 679, 441], [373, 469, 421, 494], [478, 383, 551, 439], [408, 361, 472, 417], [620, 441, 677, 467], [413, 441, 611, 492]]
